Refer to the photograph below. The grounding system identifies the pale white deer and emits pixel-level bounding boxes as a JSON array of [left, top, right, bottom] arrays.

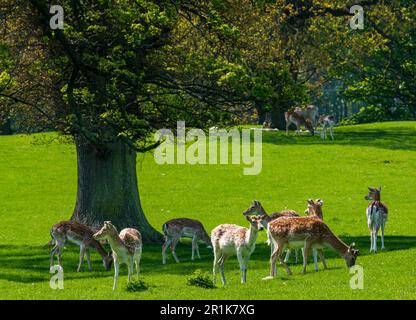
[[365, 186, 388, 252], [319, 115, 335, 140], [211, 215, 264, 285], [242, 200, 300, 263], [261, 215, 359, 279], [93, 221, 142, 290], [285, 111, 314, 136], [295, 105, 319, 130], [49, 220, 113, 272], [162, 218, 211, 264]]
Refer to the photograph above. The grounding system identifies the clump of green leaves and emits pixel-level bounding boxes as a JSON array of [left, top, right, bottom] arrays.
[[187, 269, 216, 289], [125, 279, 149, 292]]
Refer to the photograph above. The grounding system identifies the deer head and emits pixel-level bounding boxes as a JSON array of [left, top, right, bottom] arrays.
[[344, 242, 360, 267], [93, 221, 118, 241], [305, 198, 324, 219], [243, 200, 266, 216], [246, 215, 264, 231], [365, 186, 382, 201]]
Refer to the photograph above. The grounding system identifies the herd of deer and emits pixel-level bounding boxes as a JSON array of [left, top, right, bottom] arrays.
[[263, 105, 336, 140], [48, 187, 387, 289]]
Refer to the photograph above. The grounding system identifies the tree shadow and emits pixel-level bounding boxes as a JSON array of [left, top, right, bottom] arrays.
[[1, 235, 415, 283], [261, 124, 416, 151]]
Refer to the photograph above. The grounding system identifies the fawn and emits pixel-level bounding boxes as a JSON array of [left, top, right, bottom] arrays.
[[93, 221, 142, 290], [49, 220, 113, 272], [162, 218, 211, 264], [319, 115, 335, 140], [211, 216, 264, 285], [365, 187, 388, 252]]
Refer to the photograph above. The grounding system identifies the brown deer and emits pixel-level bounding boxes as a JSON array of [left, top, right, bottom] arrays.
[[285, 111, 314, 136], [365, 187, 388, 252], [211, 215, 264, 285], [93, 221, 142, 290], [295, 105, 319, 130], [261, 216, 359, 279], [49, 220, 113, 272], [242, 200, 300, 264], [162, 218, 211, 264]]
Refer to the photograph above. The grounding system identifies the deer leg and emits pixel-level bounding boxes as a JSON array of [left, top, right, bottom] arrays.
[[237, 250, 246, 284], [113, 258, 119, 290], [191, 235, 197, 261], [278, 245, 292, 276], [295, 249, 299, 264], [50, 245, 59, 271], [318, 249, 327, 269], [196, 241, 201, 259], [302, 242, 311, 274], [212, 248, 220, 283], [162, 237, 171, 264], [135, 248, 142, 278], [171, 238, 180, 263], [373, 227, 379, 252], [284, 249, 290, 263], [264, 244, 281, 279], [219, 254, 228, 285], [330, 126, 334, 140], [77, 243, 87, 272], [369, 230, 374, 252], [127, 257, 133, 283], [381, 222, 385, 250], [313, 249, 319, 272], [85, 248, 92, 272]]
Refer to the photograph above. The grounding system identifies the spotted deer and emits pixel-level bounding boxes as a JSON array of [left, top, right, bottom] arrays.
[[261, 216, 359, 279], [295, 105, 320, 130], [162, 218, 211, 264], [49, 220, 113, 272], [242, 200, 300, 263], [93, 221, 142, 290], [365, 187, 388, 252], [285, 111, 314, 136], [211, 216, 264, 285], [319, 115, 335, 140]]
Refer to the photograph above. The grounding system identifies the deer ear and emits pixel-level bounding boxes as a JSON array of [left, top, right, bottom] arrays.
[[317, 199, 323, 205], [350, 242, 356, 248], [307, 199, 314, 204], [368, 187, 373, 191], [245, 215, 251, 222], [378, 186, 382, 191]]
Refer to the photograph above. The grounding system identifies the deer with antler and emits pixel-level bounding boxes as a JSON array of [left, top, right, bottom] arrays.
[[162, 218, 211, 264], [93, 221, 142, 290], [260, 215, 359, 279], [365, 186, 388, 252], [49, 220, 113, 272]]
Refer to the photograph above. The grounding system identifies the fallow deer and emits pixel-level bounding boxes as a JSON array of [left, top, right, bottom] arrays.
[[295, 105, 319, 130], [261, 216, 359, 279], [319, 115, 335, 140], [242, 200, 300, 263], [49, 220, 113, 272], [365, 187, 388, 252], [162, 218, 211, 264], [211, 216, 264, 285], [93, 221, 142, 290], [285, 111, 314, 136]]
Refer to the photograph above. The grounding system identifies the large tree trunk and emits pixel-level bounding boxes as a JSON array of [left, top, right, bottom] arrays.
[[255, 101, 266, 125], [70, 138, 163, 243], [271, 108, 287, 130]]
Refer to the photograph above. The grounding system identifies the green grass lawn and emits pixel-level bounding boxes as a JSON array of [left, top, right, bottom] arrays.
[[0, 121, 415, 299]]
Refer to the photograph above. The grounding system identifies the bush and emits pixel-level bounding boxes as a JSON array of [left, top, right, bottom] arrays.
[[125, 279, 150, 292], [187, 269, 217, 289]]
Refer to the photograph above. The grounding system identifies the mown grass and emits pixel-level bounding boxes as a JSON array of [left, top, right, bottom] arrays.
[[0, 121, 415, 299]]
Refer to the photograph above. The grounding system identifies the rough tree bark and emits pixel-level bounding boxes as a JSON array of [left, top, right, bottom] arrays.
[[70, 137, 163, 243]]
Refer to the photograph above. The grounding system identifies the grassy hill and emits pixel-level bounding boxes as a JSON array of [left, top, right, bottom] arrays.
[[0, 121, 415, 299]]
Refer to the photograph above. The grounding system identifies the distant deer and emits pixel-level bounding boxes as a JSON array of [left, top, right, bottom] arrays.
[[319, 115, 335, 140], [162, 218, 211, 264], [285, 111, 314, 136], [242, 200, 300, 263], [49, 220, 113, 272], [211, 216, 264, 285], [93, 221, 142, 290], [365, 187, 388, 252], [263, 112, 272, 129], [295, 105, 319, 130], [261, 216, 359, 279]]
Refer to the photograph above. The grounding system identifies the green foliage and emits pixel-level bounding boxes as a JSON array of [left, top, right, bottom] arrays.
[[187, 269, 217, 289], [125, 279, 150, 292]]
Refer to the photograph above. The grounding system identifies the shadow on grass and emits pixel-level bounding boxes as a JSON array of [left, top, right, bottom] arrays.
[[0, 235, 415, 283], [261, 124, 416, 151]]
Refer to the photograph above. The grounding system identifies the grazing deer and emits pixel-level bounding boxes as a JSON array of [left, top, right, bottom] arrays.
[[242, 200, 300, 263], [285, 111, 314, 136], [295, 105, 319, 130], [261, 216, 359, 279], [211, 216, 264, 285], [365, 187, 388, 252], [162, 218, 211, 264], [49, 220, 113, 272], [93, 221, 142, 290], [319, 115, 335, 140]]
